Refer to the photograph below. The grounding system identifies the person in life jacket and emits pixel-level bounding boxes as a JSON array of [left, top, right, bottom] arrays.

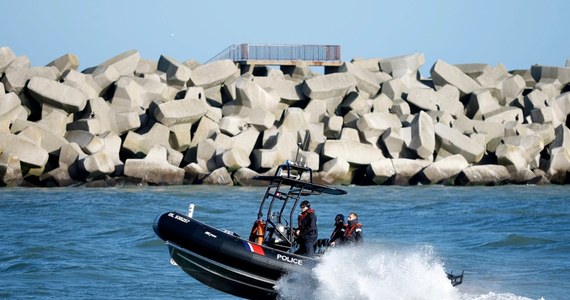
[[295, 200, 318, 257], [329, 214, 347, 246], [344, 212, 363, 246]]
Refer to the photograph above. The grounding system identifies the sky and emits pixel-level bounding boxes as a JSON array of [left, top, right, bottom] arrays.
[[2, 0, 569, 77]]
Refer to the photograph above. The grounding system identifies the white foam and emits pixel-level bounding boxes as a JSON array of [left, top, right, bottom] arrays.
[[461, 292, 542, 300], [275, 244, 457, 299], [275, 244, 539, 300]]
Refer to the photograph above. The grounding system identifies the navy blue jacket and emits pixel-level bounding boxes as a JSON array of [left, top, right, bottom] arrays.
[[298, 209, 318, 242]]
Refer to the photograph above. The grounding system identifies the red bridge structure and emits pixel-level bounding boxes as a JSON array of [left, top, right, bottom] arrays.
[[207, 43, 342, 74]]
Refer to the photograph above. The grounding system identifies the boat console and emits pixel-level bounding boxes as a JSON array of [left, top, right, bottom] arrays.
[[251, 160, 346, 253]]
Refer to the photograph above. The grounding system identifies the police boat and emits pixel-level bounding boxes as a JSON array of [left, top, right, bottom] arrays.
[[153, 161, 464, 299]]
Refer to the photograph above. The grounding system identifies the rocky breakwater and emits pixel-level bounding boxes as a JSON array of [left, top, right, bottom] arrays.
[[1, 46, 570, 187]]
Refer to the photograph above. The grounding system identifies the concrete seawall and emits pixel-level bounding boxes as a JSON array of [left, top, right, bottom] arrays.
[[1, 47, 569, 187]]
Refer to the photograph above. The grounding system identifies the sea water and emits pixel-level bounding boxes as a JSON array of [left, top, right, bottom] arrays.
[[0, 185, 568, 299]]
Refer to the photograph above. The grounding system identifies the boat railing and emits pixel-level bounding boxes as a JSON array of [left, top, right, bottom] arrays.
[[253, 161, 315, 250]]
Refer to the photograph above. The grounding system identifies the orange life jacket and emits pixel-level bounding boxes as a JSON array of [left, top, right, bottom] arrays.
[[248, 219, 265, 245]]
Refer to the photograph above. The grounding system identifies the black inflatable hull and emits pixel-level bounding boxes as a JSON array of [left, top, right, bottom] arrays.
[[167, 242, 277, 299], [153, 211, 315, 299]]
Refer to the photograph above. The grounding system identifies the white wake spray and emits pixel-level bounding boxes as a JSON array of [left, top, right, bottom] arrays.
[[275, 244, 540, 300], [275, 244, 458, 300]]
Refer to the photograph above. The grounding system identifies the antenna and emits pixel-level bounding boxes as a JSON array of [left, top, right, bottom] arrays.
[[294, 130, 311, 166]]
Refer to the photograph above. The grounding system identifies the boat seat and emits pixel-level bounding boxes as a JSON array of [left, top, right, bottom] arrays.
[[315, 238, 330, 254]]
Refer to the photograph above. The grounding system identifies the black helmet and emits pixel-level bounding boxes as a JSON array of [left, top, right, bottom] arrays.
[[300, 200, 310, 208], [335, 214, 345, 223]]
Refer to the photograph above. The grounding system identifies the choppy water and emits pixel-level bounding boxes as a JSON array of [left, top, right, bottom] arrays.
[[0, 185, 568, 299]]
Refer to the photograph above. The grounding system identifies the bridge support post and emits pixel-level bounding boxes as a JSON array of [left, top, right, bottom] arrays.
[[325, 66, 341, 74], [240, 63, 269, 76], [240, 63, 253, 74]]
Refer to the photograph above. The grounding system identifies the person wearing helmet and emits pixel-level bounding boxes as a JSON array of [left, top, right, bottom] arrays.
[[295, 200, 317, 257], [329, 214, 347, 246]]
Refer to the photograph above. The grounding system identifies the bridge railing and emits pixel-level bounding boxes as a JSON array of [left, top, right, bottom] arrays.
[[207, 44, 341, 64]]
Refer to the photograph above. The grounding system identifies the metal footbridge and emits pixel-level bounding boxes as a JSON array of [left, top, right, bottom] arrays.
[[208, 44, 342, 68]]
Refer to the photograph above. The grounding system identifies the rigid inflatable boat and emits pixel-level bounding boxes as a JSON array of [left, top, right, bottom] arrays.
[[153, 161, 463, 299]]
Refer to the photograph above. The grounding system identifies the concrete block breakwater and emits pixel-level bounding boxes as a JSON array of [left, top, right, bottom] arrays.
[[1, 47, 570, 187]]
